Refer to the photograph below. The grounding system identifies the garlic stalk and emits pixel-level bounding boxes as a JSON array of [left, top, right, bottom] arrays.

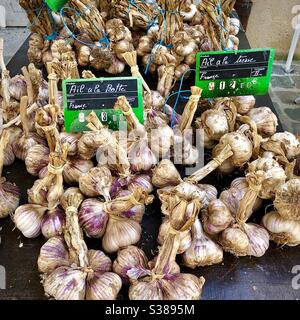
[[183, 218, 223, 268], [13, 96, 46, 161]]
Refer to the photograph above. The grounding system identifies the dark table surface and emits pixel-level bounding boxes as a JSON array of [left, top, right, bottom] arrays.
[[0, 30, 299, 301]]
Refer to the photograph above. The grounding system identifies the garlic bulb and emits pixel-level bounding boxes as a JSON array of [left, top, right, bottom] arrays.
[[243, 223, 270, 257], [152, 159, 182, 188], [247, 154, 287, 200], [105, 55, 125, 74], [41, 207, 65, 239], [25, 144, 49, 176], [183, 218, 223, 268], [262, 211, 300, 246], [220, 227, 249, 256], [268, 132, 300, 161], [143, 90, 165, 110], [220, 177, 263, 216], [202, 199, 233, 235], [0, 179, 20, 218], [63, 158, 94, 186], [127, 175, 153, 195], [9, 74, 27, 100], [196, 184, 218, 209], [274, 179, 300, 221], [14, 204, 47, 238], [79, 166, 112, 200], [38, 236, 70, 273], [248, 107, 278, 137], [113, 246, 148, 283], [59, 132, 81, 156], [79, 199, 108, 238], [102, 218, 142, 254], [158, 218, 192, 254], [232, 96, 255, 115], [212, 131, 253, 174]]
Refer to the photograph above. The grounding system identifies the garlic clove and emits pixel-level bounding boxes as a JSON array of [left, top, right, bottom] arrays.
[[274, 179, 300, 221], [102, 218, 142, 254], [243, 223, 269, 257], [41, 207, 66, 239], [14, 204, 47, 238], [43, 266, 87, 300], [86, 272, 122, 300], [78, 199, 108, 238], [220, 227, 249, 256], [262, 211, 300, 246], [38, 236, 70, 273]]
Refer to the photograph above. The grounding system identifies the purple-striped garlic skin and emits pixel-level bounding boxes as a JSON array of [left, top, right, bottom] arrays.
[[41, 207, 66, 239], [0, 181, 20, 218]]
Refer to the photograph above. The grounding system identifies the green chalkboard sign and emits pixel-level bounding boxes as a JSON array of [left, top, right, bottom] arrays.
[[45, 0, 69, 12], [63, 77, 144, 132], [195, 48, 274, 98]]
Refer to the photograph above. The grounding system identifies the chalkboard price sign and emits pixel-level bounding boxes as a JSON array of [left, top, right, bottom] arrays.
[[196, 48, 274, 98], [63, 77, 144, 132]]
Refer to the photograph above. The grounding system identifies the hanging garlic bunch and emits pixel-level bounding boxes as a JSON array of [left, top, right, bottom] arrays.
[[12, 96, 46, 160], [0, 130, 20, 218], [262, 211, 300, 247], [274, 179, 300, 221], [79, 188, 152, 253], [79, 166, 112, 200], [248, 107, 278, 138], [183, 218, 223, 268], [38, 188, 122, 300], [114, 96, 157, 172]]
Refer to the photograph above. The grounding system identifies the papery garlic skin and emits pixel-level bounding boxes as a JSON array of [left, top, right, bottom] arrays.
[[63, 158, 94, 186], [41, 207, 66, 239], [269, 132, 300, 160], [13, 133, 46, 161], [152, 159, 182, 188], [183, 219, 223, 268], [78, 199, 108, 238], [25, 144, 49, 176], [38, 237, 70, 273], [14, 204, 47, 238], [262, 211, 300, 246], [274, 179, 300, 221], [248, 107, 278, 138], [196, 184, 218, 209], [129, 274, 205, 300], [127, 175, 153, 195], [59, 132, 81, 156], [243, 223, 269, 257], [102, 218, 142, 254], [0, 181, 20, 218]]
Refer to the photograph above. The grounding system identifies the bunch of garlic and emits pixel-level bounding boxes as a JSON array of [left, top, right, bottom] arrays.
[[113, 235, 205, 300], [38, 188, 122, 300]]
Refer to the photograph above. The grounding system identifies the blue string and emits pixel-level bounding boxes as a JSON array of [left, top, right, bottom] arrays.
[[60, 7, 110, 49]]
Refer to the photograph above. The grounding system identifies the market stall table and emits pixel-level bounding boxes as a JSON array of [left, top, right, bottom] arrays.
[[0, 30, 299, 300]]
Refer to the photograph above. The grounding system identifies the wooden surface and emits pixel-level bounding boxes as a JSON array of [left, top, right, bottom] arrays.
[[0, 31, 299, 300]]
